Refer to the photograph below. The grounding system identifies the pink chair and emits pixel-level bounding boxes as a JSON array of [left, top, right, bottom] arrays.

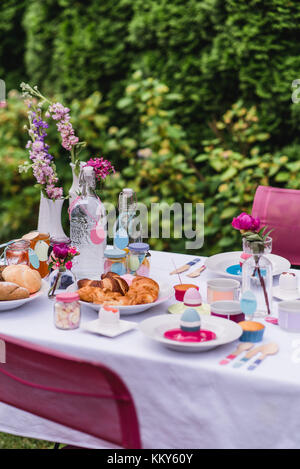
[[252, 185, 300, 265], [0, 333, 142, 449]]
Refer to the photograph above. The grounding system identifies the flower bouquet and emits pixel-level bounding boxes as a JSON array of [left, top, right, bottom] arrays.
[[232, 212, 273, 316], [48, 244, 79, 298], [19, 82, 86, 200]]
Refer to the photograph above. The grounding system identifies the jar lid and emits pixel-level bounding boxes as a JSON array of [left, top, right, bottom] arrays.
[[56, 292, 80, 303], [128, 242, 149, 252], [104, 248, 127, 259]]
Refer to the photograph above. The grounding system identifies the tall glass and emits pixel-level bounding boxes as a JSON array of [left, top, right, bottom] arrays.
[[242, 237, 273, 317]]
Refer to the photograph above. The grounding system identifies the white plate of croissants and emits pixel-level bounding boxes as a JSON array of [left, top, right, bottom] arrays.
[[0, 264, 47, 311], [76, 272, 172, 315]]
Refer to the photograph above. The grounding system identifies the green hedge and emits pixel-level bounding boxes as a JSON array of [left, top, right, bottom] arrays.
[[18, 0, 300, 151], [1, 1, 300, 152]]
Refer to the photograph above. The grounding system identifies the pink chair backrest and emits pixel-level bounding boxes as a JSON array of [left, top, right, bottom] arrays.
[[252, 185, 300, 265], [0, 333, 142, 449]]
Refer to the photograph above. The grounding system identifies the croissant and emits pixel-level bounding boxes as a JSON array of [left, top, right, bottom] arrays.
[[131, 276, 159, 295], [77, 286, 100, 303], [100, 274, 129, 295], [77, 279, 102, 289], [77, 274, 159, 306]]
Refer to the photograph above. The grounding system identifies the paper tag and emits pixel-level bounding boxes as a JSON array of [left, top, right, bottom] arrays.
[[0, 339, 6, 364]]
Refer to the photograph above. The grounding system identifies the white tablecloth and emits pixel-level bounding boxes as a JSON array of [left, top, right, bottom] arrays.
[[0, 250, 300, 449]]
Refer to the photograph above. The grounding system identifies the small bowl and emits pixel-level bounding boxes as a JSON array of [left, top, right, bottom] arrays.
[[174, 284, 199, 302], [210, 300, 245, 323], [238, 320, 265, 342]]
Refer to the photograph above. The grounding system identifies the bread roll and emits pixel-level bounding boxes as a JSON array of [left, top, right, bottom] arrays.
[[0, 282, 30, 300], [2, 265, 41, 294]]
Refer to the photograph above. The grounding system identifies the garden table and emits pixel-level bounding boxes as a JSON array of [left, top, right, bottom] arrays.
[[0, 250, 299, 449]]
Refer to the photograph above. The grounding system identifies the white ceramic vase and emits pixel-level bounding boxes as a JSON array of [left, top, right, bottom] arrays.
[[37, 192, 67, 239]]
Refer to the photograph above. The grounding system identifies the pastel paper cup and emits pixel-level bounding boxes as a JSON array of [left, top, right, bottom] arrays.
[[174, 284, 199, 302], [210, 300, 245, 323], [207, 278, 240, 304], [278, 300, 300, 332]]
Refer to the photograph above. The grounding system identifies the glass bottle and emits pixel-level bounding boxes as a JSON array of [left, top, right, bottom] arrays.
[[70, 166, 107, 279], [242, 237, 273, 317], [113, 188, 142, 250]]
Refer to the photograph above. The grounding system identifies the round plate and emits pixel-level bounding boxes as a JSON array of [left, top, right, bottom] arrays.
[[80, 282, 173, 316], [139, 314, 243, 352], [206, 251, 291, 279], [0, 279, 48, 312], [273, 286, 300, 301]]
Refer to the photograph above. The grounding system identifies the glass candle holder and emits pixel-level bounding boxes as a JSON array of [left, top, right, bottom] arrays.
[[5, 240, 30, 266]]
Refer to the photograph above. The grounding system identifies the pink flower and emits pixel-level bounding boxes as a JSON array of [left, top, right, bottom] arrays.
[[84, 157, 115, 182], [68, 246, 77, 255], [65, 261, 73, 270], [55, 261, 60, 268], [53, 243, 69, 259], [232, 212, 260, 231]]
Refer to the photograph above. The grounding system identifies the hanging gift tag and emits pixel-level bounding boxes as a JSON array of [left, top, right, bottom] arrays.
[[240, 290, 257, 318], [90, 222, 106, 245], [28, 247, 40, 269], [128, 254, 140, 272], [114, 227, 129, 250], [34, 240, 49, 262], [111, 261, 126, 276]]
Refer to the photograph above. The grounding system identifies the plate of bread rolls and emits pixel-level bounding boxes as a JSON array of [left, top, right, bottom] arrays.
[[77, 272, 172, 315], [0, 264, 46, 311]]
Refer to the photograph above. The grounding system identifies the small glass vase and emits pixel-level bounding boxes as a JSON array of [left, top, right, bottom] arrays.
[[242, 237, 273, 317], [48, 266, 76, 298]]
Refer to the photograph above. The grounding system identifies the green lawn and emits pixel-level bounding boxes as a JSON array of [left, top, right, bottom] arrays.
[[0, 432, 54, 449]]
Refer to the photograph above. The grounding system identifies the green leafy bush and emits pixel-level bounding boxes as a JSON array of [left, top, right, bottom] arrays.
[[0, 73, 299, 256], [17, 0, 300, 153]]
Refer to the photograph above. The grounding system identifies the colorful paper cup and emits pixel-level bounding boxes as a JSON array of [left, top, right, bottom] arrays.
[[174, 284, 199, 302], [278, 300, 300, 332], [207, 278, 240, 304], [238, 320, 265, 342], [210, 301, 245, 323]]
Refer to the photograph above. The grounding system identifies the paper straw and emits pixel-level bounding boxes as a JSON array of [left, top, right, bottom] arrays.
[[172, 259, 182, 284]]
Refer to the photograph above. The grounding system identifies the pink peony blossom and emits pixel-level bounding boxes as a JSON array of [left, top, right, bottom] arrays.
[[232, 212, 260, 231], [53, 243, 69, 259]]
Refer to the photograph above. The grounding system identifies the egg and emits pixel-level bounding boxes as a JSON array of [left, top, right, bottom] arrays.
[[183, 287, 202, 307], [180, 307, 201, 332]]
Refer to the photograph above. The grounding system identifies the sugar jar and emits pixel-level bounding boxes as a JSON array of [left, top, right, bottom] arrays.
[[128, 243, 150, 276], [104, 248, 127, 276], [54, 292, 81, 330]]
